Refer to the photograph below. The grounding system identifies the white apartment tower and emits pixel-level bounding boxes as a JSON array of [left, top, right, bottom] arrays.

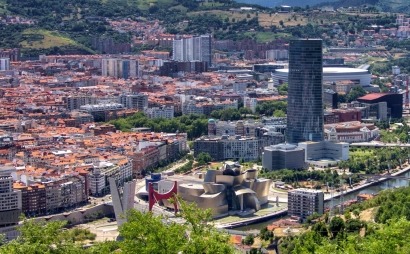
[[102, 58, 139, 79], [0, 58, 10, 71], [172, 35, 212, 66]]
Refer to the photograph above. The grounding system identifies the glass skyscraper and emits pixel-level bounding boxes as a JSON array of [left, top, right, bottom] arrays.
[[286, 39, 324, 144]]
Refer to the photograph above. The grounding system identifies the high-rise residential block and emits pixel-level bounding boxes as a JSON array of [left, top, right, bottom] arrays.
[[0, 175, 21, 227], [286, 39, 324, 144], [288, 188, 324, 221], [101, 58, 139, 79], [172, 35, 212, 67]]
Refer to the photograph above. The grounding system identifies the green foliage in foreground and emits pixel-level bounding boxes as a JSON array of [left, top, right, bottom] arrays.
[[346, 186, 410, 224], [0, 199, 233, 254], [281, 217, 410, 254], [281, 186, 410, 254]]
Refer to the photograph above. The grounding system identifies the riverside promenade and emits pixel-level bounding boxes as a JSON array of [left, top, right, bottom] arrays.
[[325, 164, 410, 202]]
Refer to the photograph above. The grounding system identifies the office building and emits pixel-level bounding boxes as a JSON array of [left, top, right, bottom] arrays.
[[288, 188, 324, 221], [262, 143, 306, 170], [357, 93, 403, 119], [286, 39, 324, 144], [0, 175, 21, 227]]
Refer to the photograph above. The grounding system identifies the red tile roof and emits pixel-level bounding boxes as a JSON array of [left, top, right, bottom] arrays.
[[357, 93, 389, 101]]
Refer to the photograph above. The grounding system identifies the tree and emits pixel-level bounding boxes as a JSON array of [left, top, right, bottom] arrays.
[[196, 152, 212, 165], [242, 234, 254, 245], [0, 219, 96, 253], [345, 86, 366, 102], [273, 109, 286, 117], [329, 217, 345, 238], [121, 198, 233, 254], [259, 227, 274, 241]]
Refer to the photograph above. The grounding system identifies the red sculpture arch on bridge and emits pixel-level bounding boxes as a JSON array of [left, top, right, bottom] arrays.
[[148, 181, 178, 214]]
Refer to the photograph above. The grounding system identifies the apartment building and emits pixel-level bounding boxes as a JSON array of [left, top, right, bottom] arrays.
[[288, 188, 324, 221], [44, 175, 87, 214], [88, 159, 133, 197], [119, 94, 148, 111], [66, 96, 97, 110], [13, 182, 46, 216], [101, 58, 139, 79], [0, 175, 21, 227], [144, 106, 174, 119]]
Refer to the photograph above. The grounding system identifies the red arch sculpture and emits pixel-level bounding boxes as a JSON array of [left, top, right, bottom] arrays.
[[148, 181, 178, 214]]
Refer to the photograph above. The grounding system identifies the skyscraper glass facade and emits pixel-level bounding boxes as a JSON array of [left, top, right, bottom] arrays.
[[286, 39, 324, 144]]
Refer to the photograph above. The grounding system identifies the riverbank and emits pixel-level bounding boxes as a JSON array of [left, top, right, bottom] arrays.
[[325, 164, 410, 202], [215, 207, 287, 229]]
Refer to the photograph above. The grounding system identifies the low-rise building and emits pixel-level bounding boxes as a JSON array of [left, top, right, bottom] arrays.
[[324, 121, 379, 143], [298, 141, 349, 162], [262, 143, 306, 170]]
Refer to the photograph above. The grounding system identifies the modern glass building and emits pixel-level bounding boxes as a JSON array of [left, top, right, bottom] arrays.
[[286, 39, 324, 144]]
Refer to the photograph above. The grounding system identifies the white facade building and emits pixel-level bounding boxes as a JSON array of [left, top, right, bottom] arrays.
[[88, 159, 133, 197], [145, 106, 174, 119], [0, 58, 10, 71], [172, 35, 212, 66]]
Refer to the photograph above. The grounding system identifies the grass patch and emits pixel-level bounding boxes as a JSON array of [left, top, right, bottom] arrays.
[[258, 12, 307, 27], [21, 29, 80, 49], [244, 31, 291, 42], [132, 0, 176, 10]]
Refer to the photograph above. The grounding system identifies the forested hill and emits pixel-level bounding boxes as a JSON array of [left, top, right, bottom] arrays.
[[0, 0, 264, 56], [315, 0, 410, 13]]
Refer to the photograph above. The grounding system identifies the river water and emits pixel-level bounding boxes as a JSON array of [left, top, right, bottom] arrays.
[[233, 170, 410, 231]]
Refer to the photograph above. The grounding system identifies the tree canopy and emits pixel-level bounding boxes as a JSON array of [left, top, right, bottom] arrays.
[[0, 199, 233, 254]]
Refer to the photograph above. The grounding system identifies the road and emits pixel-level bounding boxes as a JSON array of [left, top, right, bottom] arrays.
[[351, 141, 410, 147]]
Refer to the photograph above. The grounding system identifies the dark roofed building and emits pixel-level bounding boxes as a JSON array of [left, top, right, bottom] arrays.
[[357, 93, 403, 119]]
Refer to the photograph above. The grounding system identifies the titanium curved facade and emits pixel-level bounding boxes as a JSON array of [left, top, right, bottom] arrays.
[[175, 165, 272, 217], [287, 39, 324, 144]]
